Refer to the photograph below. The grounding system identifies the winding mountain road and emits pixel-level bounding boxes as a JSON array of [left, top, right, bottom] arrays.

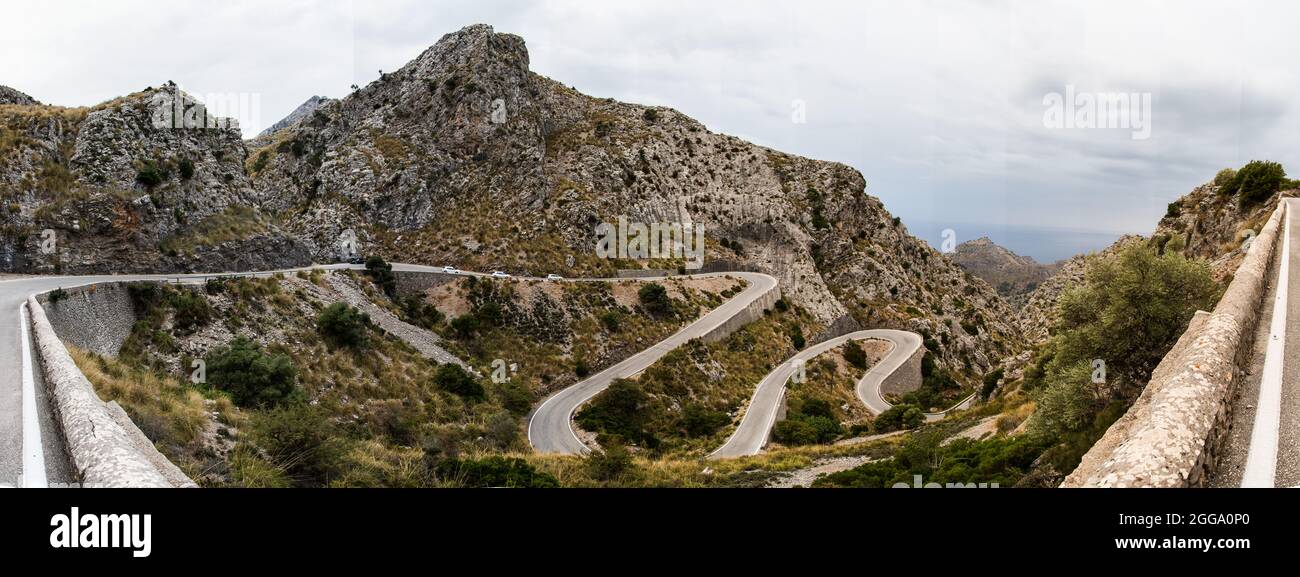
[[711, 329, 976, 459], [0, 261, 959, 487], [527, 272, 779, 455]]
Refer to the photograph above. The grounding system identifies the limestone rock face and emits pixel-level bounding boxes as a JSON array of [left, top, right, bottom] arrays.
[[1155, 181, 1287, 281], [0, 83, 309, 273], [0, 85, 39, 106], [256, 95, 331, 139]]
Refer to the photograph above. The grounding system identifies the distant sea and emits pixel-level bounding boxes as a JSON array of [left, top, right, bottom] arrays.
[[903, 218, 1129, 264]]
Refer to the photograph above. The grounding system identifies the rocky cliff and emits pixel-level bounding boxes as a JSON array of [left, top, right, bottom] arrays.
[[0, 85, 39, 106], [0, 83, 310, 273], [247, 24, 1023, 378], [255, 95, 331, 139], [1155, 178, 1289, 282]]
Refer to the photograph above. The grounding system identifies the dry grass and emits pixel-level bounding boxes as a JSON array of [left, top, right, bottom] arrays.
[[159, 205, 267, 255]]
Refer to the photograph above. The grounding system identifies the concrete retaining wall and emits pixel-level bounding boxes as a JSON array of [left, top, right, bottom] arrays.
[[880, 343, 925, 399], [1063, 202, 1285, 487], [40, 282, 137, 358], [699, 277, 782, 344], [28, 296, 191, 488]]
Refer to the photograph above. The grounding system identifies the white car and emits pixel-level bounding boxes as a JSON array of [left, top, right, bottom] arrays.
[[491, 271, 512, 279], [546, 274, 564, 281], [441, 266, 460, 274]]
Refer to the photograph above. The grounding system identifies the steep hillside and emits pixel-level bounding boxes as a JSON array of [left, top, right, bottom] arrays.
[[951, 237, 1058, 308], [250, 24, 1023, 378], [1155, 171, 1292, 281], [256, 95, 332, 139], [0, 83, 310, 273]]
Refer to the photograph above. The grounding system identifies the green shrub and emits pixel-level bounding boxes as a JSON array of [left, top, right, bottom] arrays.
[[599, 310, 621, 332], [1213, 167, 1237, 190], [1224, 160, 1286, 207], [584, 443, 635, 481], [576, 379, 655, 446], [135, 160, 168, 188], [495, 380, 533, 415], [178, 158, 195, 180], [1052, 242, 1219, 385], [450, 314, 480, 338], [434, 456, 559, 488], [1164, 201, 1181, 219], [364, 256, 397, 297], [169, 290, 212, 334], [47, 287, 67, 304], [873, 403, 924, 432], [251, 404, 341, 486], [679, 403, 729, 437], [772, 397, 842, 445], [401, 294, 443, 329], [574, 358, 590, 378], [206, 337, 299, 408], [788, 323, 806, 349], [317, 302, 371, 348], [637, 283, 673, 316], [433, 363, 484, 400], [843, 341, 867, 369], [980, 367, 1004, 399]]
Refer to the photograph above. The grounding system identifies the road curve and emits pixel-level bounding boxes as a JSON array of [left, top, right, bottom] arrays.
[[527, 272, 779, 455], [712, 328, 979, 459], [711, 329, 920, 458]]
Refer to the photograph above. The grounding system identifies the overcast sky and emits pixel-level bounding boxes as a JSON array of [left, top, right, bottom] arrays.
[[5, 0, 1298, 260]]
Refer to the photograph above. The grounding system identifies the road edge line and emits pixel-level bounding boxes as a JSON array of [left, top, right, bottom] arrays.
[[1242, 200, 1290, 487], [19, 302, 48, 488]]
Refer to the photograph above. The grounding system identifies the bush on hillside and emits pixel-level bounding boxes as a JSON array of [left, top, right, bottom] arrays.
[[317, 302, 371, 348], [433, 363, 484, 400], [637, 283, 673, 316], [1223, 160, 1286, 207], [207, 337, 299, 408], [434, 456, 559, 488]]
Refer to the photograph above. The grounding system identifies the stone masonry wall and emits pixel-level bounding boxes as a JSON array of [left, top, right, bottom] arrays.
[[1063, 202, 1284, 487]]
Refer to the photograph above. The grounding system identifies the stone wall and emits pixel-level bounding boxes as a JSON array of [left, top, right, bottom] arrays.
[[699, 277, 782, 344], [1063, 202, 1285, 487], [39, 282, 137, 357], [28, 295, 192, 487], [880, 342, 924, 399]]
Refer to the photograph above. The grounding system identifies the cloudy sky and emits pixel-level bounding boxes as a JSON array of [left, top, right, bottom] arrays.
[[5, 0, 1298, 260]]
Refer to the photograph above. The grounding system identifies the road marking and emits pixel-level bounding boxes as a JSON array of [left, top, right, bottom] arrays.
[[19, 302, 48, 488], [1242, 202, 1290, 488]]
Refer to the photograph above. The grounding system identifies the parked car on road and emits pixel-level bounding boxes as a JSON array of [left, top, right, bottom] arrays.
[[491, 271, 511, 279], [546, 274, 564, 281]]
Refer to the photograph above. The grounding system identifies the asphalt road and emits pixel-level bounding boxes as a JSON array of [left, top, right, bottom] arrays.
[[1239, 198, 1300, 487], [527, 272, 778, 455], [710, 329, 920, 458]]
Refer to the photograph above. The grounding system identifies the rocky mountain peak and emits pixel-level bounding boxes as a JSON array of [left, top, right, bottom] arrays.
[[953, 236, 1055, 308], [257, 95, 331, 139], [0, 85, 39, 106]]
